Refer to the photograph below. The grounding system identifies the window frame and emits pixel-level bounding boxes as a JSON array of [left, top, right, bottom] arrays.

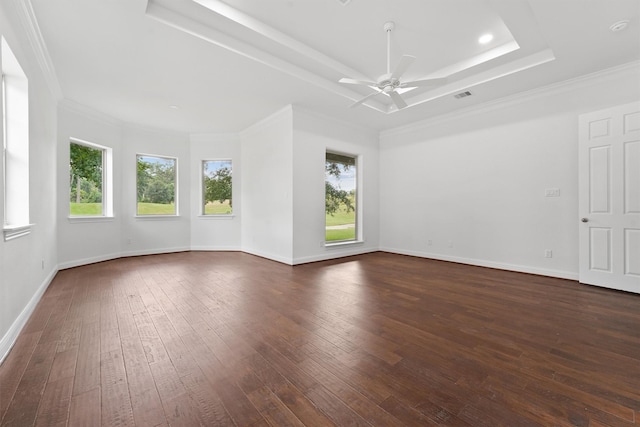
[[201, 159, 233, 216], [2, 37, 31, 241], [68, 138, 113, 219], [325, 150, 359, 246], [135, 153, 179, 217]]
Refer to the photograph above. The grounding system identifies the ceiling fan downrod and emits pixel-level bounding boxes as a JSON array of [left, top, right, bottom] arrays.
[[384, 21, 395, 75]]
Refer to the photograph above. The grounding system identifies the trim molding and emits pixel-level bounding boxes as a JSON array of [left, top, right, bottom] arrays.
[[190, 132, 240, 144], [241, 248, 294, 266], [58, 247, 191, 270], [59, 98, 123, 128], [293, 247, 378, 265], [379, 246, 579, 281], [190, 246, 241, 251], [3, 223, 33, 241], [57, 244, 579, 279], [381, 60, 640, 139], [240, 104, 293, 138], [0, 267, 57, 364], [14, 0, 63, 100]]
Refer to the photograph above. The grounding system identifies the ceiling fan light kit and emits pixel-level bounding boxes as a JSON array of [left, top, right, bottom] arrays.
[[339, 20, 447, 111]]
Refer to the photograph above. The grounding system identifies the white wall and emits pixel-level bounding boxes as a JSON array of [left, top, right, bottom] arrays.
[[190, 133, 241, 250], [57, 105, 191, 268], [57, 102, 123, 267], [379, 63, 640, 279], [0, 0, 59, 361], [292, 108, 379, 264], [121, 124, 191, 256], [240, 106, 294, 263]]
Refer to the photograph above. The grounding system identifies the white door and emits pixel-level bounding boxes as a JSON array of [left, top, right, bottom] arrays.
[[578, 102, 640, 294]]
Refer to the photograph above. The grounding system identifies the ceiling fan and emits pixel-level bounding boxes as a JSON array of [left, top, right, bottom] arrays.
[[339, 21, 447, 110]]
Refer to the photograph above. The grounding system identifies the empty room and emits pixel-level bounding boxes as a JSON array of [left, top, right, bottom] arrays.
[[1, 0, 639, 425]]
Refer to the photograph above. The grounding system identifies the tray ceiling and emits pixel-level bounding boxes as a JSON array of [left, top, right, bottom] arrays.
[[29, 0, 640, 133]]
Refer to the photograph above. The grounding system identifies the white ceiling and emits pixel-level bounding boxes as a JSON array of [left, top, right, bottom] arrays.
[[29, 0, 640, 133]]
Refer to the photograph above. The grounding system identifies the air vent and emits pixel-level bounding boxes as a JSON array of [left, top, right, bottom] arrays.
[[336, 0, 351, 5], [454, 91, 472, 99]]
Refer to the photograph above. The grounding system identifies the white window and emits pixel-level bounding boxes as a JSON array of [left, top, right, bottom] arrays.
[[136, 154, 177, 216], [2, 38, 30, 240], [202, 160, 232, 215], [69, 139, 112, 217], [325, 151, 357, 243]]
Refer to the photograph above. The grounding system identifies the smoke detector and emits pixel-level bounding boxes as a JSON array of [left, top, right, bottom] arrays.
[[336, 0, 351, 5]]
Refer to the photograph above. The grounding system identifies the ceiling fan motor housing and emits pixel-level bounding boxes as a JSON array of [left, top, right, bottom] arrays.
[[339, 19, 447, 110], [377, 75, 400, 92]]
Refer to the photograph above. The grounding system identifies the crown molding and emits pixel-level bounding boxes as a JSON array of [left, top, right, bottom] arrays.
[[122, 120, 189, 141], [381, 60, 640, 139], [59, 98, 123, 128], [239, 104, 293, 138], [190, 132, 240, 143], [59, 98, 189, 140], [13, 0, 63, 100], [292, 104, 378, 139]]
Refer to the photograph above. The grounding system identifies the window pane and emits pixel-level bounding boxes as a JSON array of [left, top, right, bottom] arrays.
[[202, 160, 232, 215], [69, 142, 103, 216], [325, 152, 356, 242], [136, 155, 177, 215], [2, 38, 30, 228]]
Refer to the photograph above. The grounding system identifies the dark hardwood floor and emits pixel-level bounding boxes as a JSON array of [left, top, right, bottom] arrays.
[[1, 251, 638, 426]]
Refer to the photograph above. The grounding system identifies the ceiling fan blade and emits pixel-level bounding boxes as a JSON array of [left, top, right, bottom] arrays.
[[390, 55, 415, 80], [349, 91, 382, 108], [339, 77, 377, 86], [400, 77, 448, 87], [389, 91, 408, 110]]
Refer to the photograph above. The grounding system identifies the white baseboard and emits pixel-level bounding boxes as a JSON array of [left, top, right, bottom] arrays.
[[0, 267, 58, 364], [58, 246, 191, 270], [121, 246, 190, 258], [242, 248, 294, 265], [379, 247, 579, 281], [190, 246, 241, 251], [58, 252, 123, 270], [293, 247, 378, 265]]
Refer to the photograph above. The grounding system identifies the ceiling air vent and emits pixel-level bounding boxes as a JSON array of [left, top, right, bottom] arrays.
[[336, 0, 351, 5], [454, 91, 473, 99]]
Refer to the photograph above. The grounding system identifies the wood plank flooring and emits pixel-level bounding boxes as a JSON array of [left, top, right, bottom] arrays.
[[1, 251, 639, 426]]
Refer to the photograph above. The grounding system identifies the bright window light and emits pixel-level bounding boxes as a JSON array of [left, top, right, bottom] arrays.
[[2, 37, 30, 236]]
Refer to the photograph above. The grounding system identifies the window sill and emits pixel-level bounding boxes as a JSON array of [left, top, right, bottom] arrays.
[[135, 215, 181, 221], [3, 224, 33, 241], [197, 214, 235, 220], [325, 239, 365, 248], [68, 216, 115, 224]]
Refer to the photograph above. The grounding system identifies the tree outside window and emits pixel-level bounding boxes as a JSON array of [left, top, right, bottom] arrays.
[[203, 160, 232, 215], [136, 155, 177, 215], [69, 141, 104, 216], [325, 152, 357, 242]]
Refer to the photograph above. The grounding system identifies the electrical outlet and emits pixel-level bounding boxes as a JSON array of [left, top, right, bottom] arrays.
[[545, 188, 560, 197], [427, 240, 432, 246], [544, 249, 553, 258]]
